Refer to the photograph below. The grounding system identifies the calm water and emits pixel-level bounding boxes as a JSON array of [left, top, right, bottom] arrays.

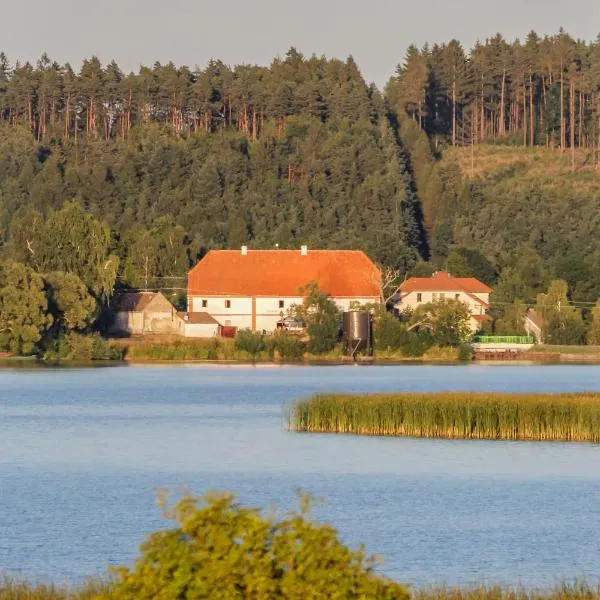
[[1, 364, 600, 587]]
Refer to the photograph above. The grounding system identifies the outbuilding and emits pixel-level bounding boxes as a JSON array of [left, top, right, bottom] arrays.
[[177, 312, 221, 338], [110, 291, 180, 336]]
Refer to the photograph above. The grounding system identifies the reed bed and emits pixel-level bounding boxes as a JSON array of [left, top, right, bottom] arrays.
[[414, 583, 600, 600], [2, 580, 599, 600], [290, 392, 600, 442], [0, 578, 110, 600]]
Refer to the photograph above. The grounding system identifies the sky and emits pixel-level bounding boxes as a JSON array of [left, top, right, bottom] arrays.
[[2, 0, 600, 88]]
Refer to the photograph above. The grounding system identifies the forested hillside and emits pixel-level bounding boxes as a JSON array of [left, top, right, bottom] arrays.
[[0, 50, 423, 291], [1, 30, 600, 351]]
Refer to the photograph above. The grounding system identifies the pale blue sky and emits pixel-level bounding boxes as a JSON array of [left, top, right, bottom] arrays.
[[2, 0, 599, 87]]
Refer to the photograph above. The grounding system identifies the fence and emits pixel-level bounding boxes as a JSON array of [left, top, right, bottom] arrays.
[[473, 335, 534, 344]]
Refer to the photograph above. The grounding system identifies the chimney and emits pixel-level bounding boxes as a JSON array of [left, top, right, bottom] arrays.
[[301, 245, 308, 256], [241, 245, 248, 256]]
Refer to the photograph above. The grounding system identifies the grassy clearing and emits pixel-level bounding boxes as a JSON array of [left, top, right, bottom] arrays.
[[290, 392, 600, 442], [447, 145, 600, 193]]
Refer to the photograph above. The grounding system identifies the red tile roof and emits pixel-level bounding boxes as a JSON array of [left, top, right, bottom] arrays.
[[472, 314, 493, 322], [188, 250, 381, 298], [400, 272, 492, 295]]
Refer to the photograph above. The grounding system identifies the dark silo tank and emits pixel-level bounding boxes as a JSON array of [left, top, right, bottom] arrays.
[[342, 311, 372, 355]]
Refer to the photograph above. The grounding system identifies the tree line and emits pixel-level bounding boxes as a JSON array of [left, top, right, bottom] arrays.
[[387, 30, 600, 167], [0, 49, 378, 141]]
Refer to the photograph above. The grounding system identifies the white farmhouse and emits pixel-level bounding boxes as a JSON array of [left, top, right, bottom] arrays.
[[395, 271, 491, 332], [187, 247, 381, 332]]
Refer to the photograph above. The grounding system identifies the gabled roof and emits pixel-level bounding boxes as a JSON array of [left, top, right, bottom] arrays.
[[525, 308, 543, 330], [177, 312, 220, 325], [112, 292, 160, 312], [188, 250, 381, 298], [399, 272, 492, 295]]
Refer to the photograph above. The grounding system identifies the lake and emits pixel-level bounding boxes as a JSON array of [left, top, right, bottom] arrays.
[[1, 363, 600, 587]]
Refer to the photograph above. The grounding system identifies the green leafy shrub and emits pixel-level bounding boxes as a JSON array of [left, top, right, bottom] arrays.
[[294, 282, 340, 354], [375, 312, 408, 352], [44, 332, 124, 361], [234, 329, 266, 358], [267, 331, 306, 360], [111, 492, 408, 600], [409, 299, 473, 347], [457, 343, 473, 361], [400, 332, 434, 357]]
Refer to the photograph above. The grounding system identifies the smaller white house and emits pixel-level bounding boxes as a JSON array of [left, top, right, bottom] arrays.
[[110, 292, 180, 336], [177, 312, 221, 338], [395, 271, 491, 332]]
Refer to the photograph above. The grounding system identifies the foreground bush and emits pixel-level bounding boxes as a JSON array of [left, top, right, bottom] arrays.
[[110, 492, 408, 600], [291, 392, 600, 442]]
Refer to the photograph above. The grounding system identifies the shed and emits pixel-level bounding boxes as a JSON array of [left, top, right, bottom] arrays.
[[177, 312, 221, 338], [110, 292, 181, 336]]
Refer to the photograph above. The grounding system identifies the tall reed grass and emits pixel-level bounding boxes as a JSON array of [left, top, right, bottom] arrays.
[[0, 578, 110, 599], [290, 392, 600, 442], [414, 583, 600, 600], [125, 338, 240, 361], [2, 579, 599, 600]]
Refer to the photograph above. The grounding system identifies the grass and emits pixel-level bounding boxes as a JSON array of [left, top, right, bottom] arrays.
[[118, 337, 469, 363], [123, 338, 248, 361], [446, 145, 600, 193], [531, 345, 600, 355], [0, 578, 110, 599], [2, 580, 600, 600], [290, 392, 600, 442], [413, 584, 600, 600]]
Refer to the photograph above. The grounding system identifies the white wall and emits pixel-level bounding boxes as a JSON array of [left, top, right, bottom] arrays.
[[184, 323, 220, 338], [398, 291, 486, 315], [189, 295, 380, 332]]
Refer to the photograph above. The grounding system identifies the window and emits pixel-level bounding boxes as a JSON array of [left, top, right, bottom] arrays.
[[439, 293, 445, 300], [225, 300, 231, 309], [202, 299, 207, 308], [455, 293, 460, 300], [432, 293, 438, 301], [278, 300, 285, 309], [417, 293, 422, 303]]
